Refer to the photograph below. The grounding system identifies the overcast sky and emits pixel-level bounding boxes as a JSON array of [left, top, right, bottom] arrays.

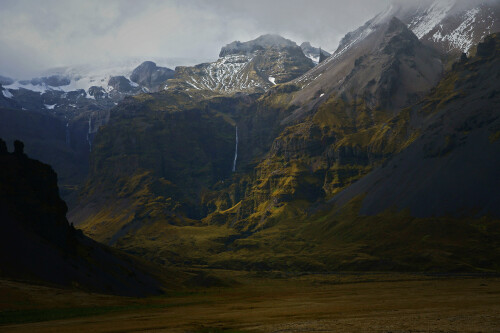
[[0, 0, 394, 78]]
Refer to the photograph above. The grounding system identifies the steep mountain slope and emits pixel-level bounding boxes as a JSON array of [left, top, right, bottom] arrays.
[[0, 142, 165, 296], [331, 33, 500, 218], [291, 17, 443, 119], [403, 1, 500, 55], [165, 34, 314, 94]]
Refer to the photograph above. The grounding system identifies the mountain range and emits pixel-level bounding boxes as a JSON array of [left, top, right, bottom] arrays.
[[1, 0, 499, 290]]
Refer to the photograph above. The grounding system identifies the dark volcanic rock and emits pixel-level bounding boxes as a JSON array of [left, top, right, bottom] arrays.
[[88, 85, 107, 99], [130, 61, 174, 91], [108, 75, 135, 93], [382, 17, 420, 56], [477, 34, 497, 57], [219, 34, 298, 57]]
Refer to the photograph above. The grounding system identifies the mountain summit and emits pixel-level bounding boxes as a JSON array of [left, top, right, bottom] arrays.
[[165, 34, 314, 94], [290, 16, 442, 121], [219, 34, 298, 57]]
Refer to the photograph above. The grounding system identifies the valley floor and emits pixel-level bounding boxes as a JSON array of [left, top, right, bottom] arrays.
[[1, 272, 500, 332]]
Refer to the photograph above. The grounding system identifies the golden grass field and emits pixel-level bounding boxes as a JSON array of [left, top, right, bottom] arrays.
[[1, 272, 499, 333]]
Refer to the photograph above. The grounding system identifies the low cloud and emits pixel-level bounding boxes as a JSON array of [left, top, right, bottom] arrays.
[[0, 0, 392, 78]]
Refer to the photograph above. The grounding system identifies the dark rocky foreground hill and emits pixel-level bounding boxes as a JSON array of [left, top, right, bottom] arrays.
[[0, 142, 166, 296]]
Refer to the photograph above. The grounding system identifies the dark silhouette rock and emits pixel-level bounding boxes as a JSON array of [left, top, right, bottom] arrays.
[[13, 139, 24, 155], [108, 76, 135, 93], [0, 146, 164, 296], [0, 138, 7, 154]]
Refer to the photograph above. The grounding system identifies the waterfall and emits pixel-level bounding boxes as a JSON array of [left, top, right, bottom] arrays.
[[87, 115, 92, 152], [232, 126, 238, 172], [65, 122, 70, 147]]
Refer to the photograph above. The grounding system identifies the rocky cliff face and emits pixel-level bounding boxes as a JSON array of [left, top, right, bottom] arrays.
[[214, 17, 444, 227], [130, 61, 174, 91]]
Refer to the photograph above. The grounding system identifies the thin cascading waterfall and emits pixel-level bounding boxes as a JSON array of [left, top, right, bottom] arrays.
[[232, 126, 238, 172], [87, 115, 92, 152], [65, 122, 70, 147]]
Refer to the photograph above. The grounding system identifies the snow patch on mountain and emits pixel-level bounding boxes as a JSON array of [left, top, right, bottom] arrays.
[[431, 7, 480, 52], [2, 89, 13, 99], [4, 81, 49, 94], [305, 54, 320, 64], [409, 0, 455, 39], [171, 54, 269, 93]]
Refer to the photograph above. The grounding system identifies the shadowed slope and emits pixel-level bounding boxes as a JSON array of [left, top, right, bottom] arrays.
[[0, 144, 166, 296]]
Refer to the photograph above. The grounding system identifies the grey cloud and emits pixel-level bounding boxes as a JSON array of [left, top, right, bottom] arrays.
[[1, 0, 394, 78]]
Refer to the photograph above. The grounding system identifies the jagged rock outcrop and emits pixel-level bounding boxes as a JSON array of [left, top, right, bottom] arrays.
[[130, 61, 174, 91], [107, 75, 138, 93], [219, 34, 298, 57], [300, 42, 331, 64]]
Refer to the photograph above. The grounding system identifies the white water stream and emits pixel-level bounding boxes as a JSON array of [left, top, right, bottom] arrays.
[[87, 116, 92, 152], [232, 126, 238, 172]]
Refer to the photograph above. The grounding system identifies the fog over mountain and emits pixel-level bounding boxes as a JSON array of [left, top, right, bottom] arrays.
[[0, 0, 392, 78]]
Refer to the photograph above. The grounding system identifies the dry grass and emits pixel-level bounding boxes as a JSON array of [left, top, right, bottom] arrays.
[[1, 272, 500, 332]]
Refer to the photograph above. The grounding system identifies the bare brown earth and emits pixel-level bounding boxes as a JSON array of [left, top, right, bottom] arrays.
[[1, 272, 499, 333]]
